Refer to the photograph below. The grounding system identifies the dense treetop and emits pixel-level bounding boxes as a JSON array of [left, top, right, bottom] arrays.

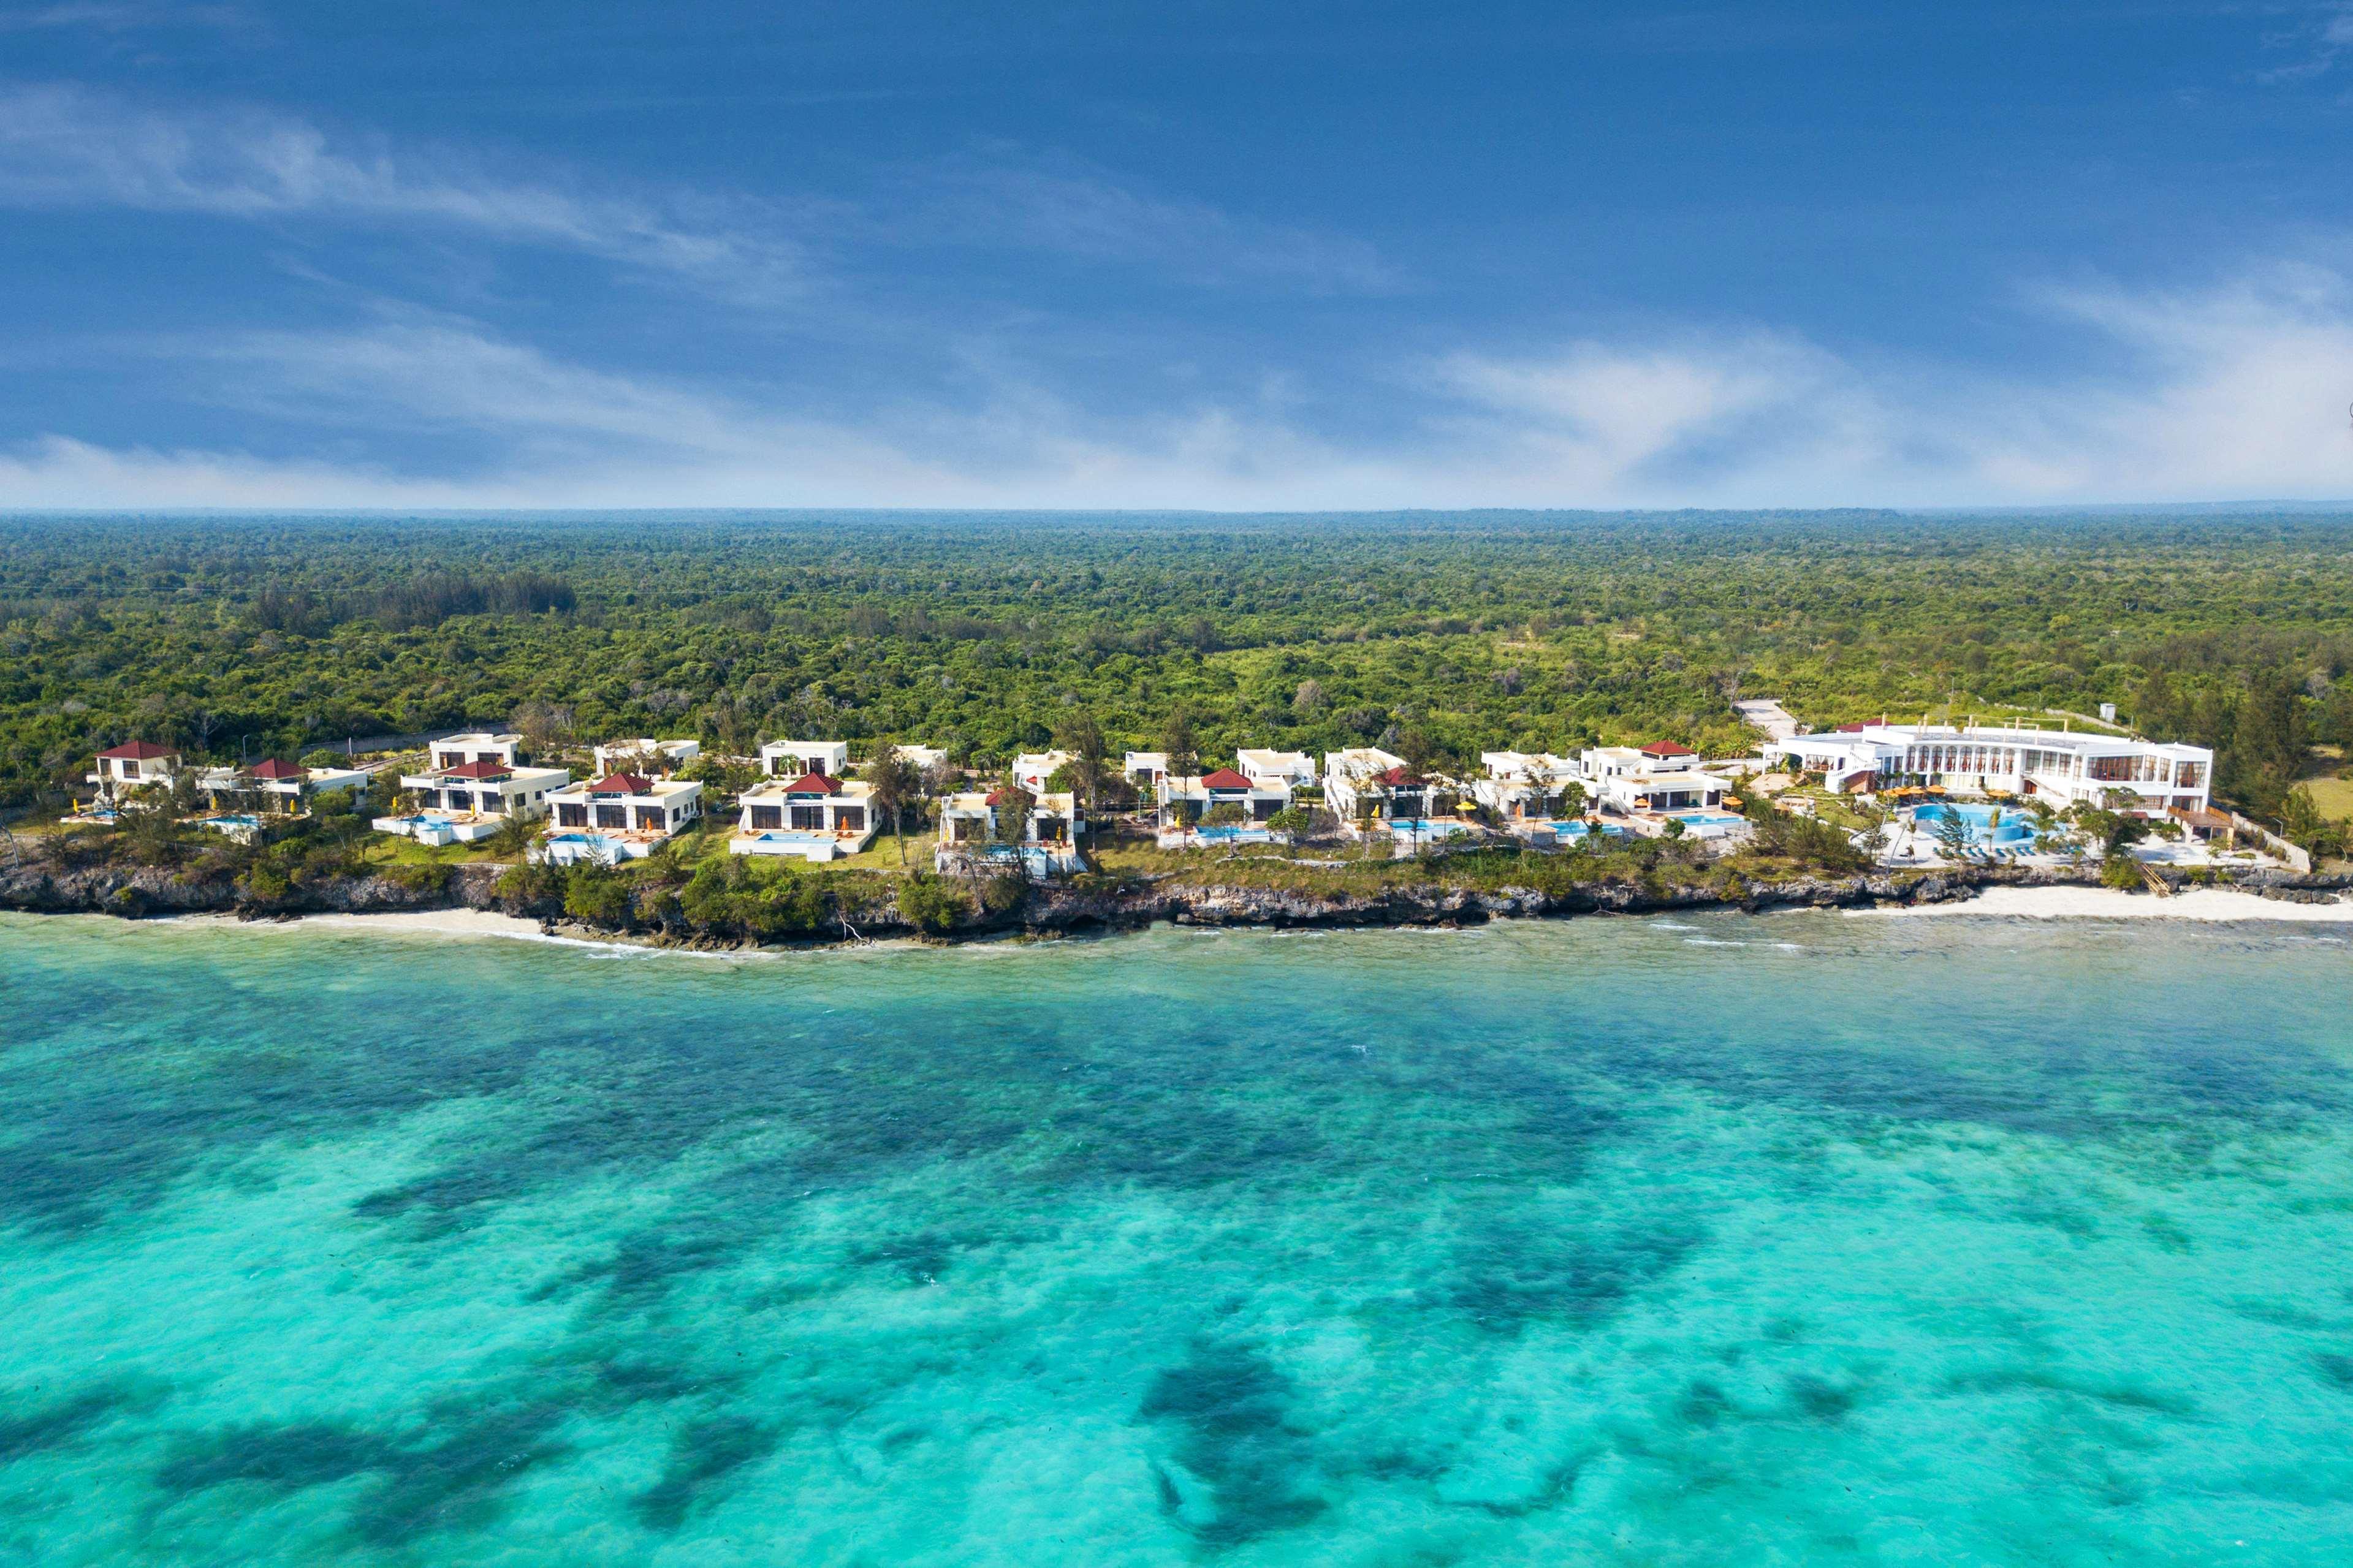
[[4, 510, 2349, 818]]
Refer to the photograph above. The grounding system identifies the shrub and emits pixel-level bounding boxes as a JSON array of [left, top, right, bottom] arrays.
[[387, 860, 451, 895], [563, 862, 634, 925], [240, 861, 294, 903], [978, 873, 1028, 915], [897, 873, 970, 935], [494, 862, 560, 906], [2100, 854, 2143, 891]]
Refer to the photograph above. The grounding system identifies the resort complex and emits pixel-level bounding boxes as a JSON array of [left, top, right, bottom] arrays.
[[1766, 723, 2213, 816], [58, 700, 2281, 879]]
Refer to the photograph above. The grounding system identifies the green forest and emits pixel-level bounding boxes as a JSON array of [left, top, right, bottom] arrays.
[[4, 509, 2351, 840]]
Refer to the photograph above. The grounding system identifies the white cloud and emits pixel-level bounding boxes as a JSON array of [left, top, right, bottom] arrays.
[[4, 268, 2352, 511], [0, 3, 253, 32], [891, 151, 1405, 294], [0, 86, 1402, 306], [0, 84, 815, 301]]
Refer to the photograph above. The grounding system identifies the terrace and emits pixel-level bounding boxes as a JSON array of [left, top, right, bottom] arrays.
[[731, 771, 878, 862], [539, 772, 705, 864]]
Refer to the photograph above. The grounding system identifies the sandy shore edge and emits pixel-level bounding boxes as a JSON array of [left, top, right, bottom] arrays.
[[1875, 885, 2353, 922], [210, 885, 2353, 942]]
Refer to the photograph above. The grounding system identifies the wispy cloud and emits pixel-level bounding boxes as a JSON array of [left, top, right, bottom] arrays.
[[0, 3, 253, 32], [2253, 4, 2353, 84], [0, 84, 816, 301], [888, 150, 1406, 294], [0, 85, 1403, 307], [7, 265, 2351, 510]]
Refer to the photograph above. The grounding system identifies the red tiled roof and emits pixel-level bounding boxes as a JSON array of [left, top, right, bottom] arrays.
[[1641, 741, 1695, 757], [782, 771, 842, 795], [1198, 767, 1253, 790], [98, 741, 175, 760], [439, 760, 512, 781], [588, 772, 655, 794], [251, 759, 303, 780], [1375, 766, 1424, 787], [1835, 723, 1868, 733]]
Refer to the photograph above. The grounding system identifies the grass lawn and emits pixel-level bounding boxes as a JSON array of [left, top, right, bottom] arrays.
[[2298, 770, 2353, 824], [359, 835, 514, 868]]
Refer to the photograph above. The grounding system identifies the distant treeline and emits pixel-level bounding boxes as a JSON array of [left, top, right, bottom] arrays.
[[248, 570, 576, 634]]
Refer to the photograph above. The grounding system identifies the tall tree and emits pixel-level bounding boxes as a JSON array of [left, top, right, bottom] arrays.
[[1054, 711, 1110, 826], [1161, 706, 1199, 785], [863, 741, 921, 865]]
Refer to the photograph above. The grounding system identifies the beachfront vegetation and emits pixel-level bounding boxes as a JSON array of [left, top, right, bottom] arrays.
[[6, 510, 2353, 848]]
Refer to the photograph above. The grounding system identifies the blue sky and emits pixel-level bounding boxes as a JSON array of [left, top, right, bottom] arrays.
[[2, 1, 2352, 508]]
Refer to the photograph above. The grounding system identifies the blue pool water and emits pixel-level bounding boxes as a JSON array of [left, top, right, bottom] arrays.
[[1913, 801, 2039, 847], [4, 911, 2352, 1564], [1545, 819, 1626, 840], [1190, 824, 1275, 844], [1670, 811, 1746, 828]]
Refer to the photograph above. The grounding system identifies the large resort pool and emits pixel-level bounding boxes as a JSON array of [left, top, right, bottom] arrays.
[[1910, 800, 2040, 849]]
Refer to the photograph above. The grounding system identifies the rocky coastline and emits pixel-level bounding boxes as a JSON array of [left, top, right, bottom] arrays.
[[4, 854, 2347, 949]]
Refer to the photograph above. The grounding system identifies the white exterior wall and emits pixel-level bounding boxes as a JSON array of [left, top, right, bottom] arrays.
[[1011, 751, 1073, 793], [398, 765, 569, 820], [547, 779, 704, 833], [593, 738, 700, 775], [761, 740, 851, 777], [1766, 724, 2213, 814], [1157, 776, 1291, 825], [1236, 749, 1317, 789], [1321, 748, 1405, 819], [429, 733, 523, 770]]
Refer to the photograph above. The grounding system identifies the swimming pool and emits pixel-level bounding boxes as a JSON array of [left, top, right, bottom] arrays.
[[1911, 801, 2039, 847], [373, 811, 498, 845], [1545, 820, 1626, 841], [1388, 818, 1471, 838], [1187, 824, 1277, 844]]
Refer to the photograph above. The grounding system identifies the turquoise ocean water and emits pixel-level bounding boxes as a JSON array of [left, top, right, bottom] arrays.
[[2, 908, 2351, 1566]]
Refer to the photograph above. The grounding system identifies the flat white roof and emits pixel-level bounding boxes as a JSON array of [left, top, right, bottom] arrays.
[[1783, 723, 2210, 760]]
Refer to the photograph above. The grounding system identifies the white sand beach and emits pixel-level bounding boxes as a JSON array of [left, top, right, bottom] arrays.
[[1880, 886, 2353, 922], [284, 909, 559, 940]]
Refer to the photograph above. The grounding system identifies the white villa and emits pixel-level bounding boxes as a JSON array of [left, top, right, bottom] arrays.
[[1157, 766, 1292, 844], [1236, 748, 1318, 792], [593, 737, 700, 776], [1322, 747, 1416, 824], [1011, 750, 1073, 793], [731, 770, 878, 862], [199, 758, 373, 813], [760, 740, 851, 778], [937, 787, 1084, 873], [1472, 751, 1581, 823], [1579, 743, 1727, 816], [429, 732, 525, 771], [895, 744, 950, 773], [1765, 722, 2214, 816], [538, 771, 705, 864], [381, 756, 570, 844], [86, 741, 181, 804]]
